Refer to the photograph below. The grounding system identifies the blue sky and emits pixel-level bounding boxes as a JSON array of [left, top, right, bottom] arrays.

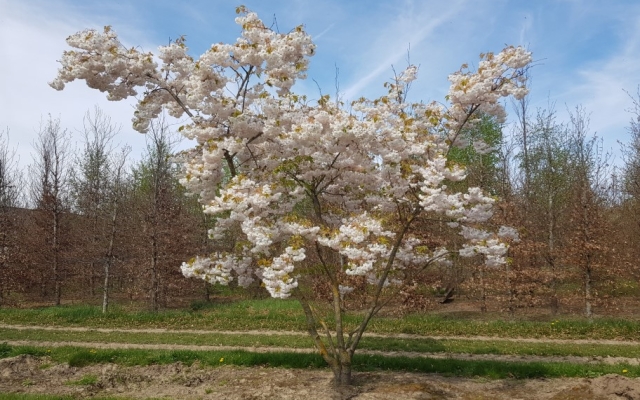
[[2, 0, 640, 172]]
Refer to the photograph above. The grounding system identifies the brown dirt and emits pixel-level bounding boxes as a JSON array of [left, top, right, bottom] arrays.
[[2, 354, 640, 399]]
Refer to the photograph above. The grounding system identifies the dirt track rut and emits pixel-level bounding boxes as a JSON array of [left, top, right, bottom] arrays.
[[2, 324, 640, 366]]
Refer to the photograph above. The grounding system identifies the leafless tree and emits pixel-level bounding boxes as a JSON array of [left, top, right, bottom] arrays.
[[0, 128, 22, 304], [71, 107, 120, 295], [102, 146, 130, 313], [29, 116, 71, 306]]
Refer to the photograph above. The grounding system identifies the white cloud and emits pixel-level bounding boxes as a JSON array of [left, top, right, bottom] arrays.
[[536, 12, 640, 161], [0, 0, 181, 175]]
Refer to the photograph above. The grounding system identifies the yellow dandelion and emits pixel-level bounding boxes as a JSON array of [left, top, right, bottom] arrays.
[[623, 369, 628, 373], [219, 357, 224, 363]]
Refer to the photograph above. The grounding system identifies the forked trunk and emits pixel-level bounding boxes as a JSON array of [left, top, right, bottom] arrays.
[[299, 299, 353, 386], [331, 361, 352, 386]]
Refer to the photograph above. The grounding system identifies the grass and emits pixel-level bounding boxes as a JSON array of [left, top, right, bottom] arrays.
[[3, 301, 640, 340], [64, 374, 98, 386], [3, 301, 640, 382], [0, 343, 636, 380], [2, 326, 640, 359], [0, 300, 306, 331]]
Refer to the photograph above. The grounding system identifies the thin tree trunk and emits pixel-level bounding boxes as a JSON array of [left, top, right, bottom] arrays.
[[547, 191, 559, 315], [53, 207, 61, 306], [299, 298, 353, 386], [479, 265, 487, 313], [505, 260, 515, 317], [150, 232, 159, 311], [585, 266, 593, 319], [203, 281, 211, 302], [103, 200, 119, 314]]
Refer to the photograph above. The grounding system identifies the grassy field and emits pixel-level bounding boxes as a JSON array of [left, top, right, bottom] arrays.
[[2, 300, 640, 340], [2, 326, 640, 359], [2, 301, 640, 381], [1, 342, 638, 380]]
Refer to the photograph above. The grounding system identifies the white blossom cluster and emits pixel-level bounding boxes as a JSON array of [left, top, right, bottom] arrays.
[[180, 253, 253, 286], [52, 9, 532, 299]]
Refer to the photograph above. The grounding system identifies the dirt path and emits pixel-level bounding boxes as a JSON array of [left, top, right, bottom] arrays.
[[3, 323, 640, 366], [3, 323, 640, 346], [2, 354, 640, 399], [4, 339, 640, 366]]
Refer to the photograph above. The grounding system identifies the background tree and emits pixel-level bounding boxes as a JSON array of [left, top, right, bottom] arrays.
[[102, 146, 130, 313], [525, 107, 573, 313], [130, 118, 195, 311], [29, 117, 71, 306], [620, 89, 640, 288], [0, 128, 23, 305], [564, 107, 615, 318], [70, 107, 119, 296], [447, 114, 511, 312]]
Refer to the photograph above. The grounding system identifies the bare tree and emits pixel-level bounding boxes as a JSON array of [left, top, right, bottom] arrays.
[[620, 89, 640, 283], [71, 107, 120, 295], [29, 116, 71, 306], [132, 118, 182, 311], [0, 128, 22, 304], [565, 106, 614, 318], [102, 146, 130, 313]]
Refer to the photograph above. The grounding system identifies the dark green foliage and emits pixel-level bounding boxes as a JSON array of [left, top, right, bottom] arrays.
[[447, 114, 504, 195], [0, 342, 11, 357]]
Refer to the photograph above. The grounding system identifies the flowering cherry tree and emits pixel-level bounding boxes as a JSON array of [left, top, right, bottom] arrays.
[[51, 7, 530, 385]]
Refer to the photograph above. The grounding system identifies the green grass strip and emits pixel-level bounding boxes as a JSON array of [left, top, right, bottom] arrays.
[[2, 326, 640, 359], [3, 302, 640, 340], [0, 343, 636, 380]]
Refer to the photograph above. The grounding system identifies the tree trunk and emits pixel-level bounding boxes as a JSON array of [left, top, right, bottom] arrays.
[[299, 298, 353, 386], [53, 208, 61, 306], [103, 201, 119, 314], [505, 260, 515, 317], [150, 233, 159, 311], [89, 262, 96, 297], [331, 360, 352, 386], [203, 281, 211, 302], [479, 265, 487, 313], [585, 266, 593, 319], [584, 270, 593, 318], [102, 262, 110, 314], [547, 192, 559, 315]]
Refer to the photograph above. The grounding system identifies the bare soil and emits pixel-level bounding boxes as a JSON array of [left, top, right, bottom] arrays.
[[2, 354, 640, 399]]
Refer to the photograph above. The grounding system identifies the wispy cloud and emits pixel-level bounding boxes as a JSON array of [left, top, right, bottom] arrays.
[[519, 13, 533, 46], [537, 11, 640, 157], [342, 0, 465, 100], [312, 23, 335, 41]]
